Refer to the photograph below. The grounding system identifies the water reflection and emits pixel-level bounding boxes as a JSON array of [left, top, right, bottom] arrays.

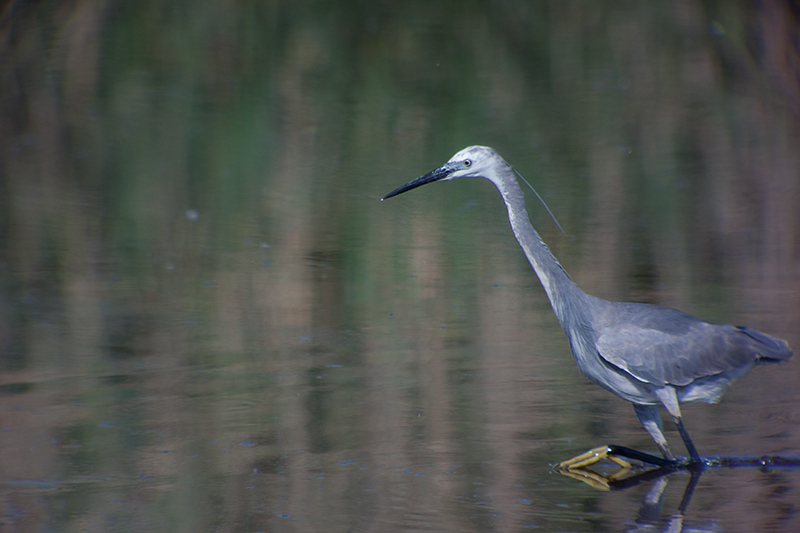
[[559, 455, 800, 532], [620, 472, 712, 533], [2, 1, 800, 532]]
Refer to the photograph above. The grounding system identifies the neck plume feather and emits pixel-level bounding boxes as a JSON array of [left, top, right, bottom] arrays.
[[490, 167, 588, 329]]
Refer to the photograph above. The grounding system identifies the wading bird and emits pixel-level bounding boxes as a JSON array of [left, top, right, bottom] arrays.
[[382, 146, 792, 468]]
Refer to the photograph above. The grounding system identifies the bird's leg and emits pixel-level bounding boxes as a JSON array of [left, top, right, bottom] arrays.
[[673, 416, 701, 464], [557, 403, 677, 470], [633, 404, 675, 461], [652, 387, 703, 465]]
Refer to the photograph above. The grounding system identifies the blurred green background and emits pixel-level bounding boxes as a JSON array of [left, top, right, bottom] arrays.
[[1, 1, 799, 531]]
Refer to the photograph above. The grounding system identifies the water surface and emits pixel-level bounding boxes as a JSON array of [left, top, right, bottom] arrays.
[[2, 2, 799, 531]]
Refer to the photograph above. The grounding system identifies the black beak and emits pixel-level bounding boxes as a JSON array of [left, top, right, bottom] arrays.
[[382, 165, 454, 201]]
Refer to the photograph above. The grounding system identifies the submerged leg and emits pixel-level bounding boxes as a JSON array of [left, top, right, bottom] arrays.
[[633, 404, 674, 461]]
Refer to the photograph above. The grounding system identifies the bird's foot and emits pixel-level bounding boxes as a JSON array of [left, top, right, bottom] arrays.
[[557, 445, 634, 470], [557, 444, 677, 470], [555, 446, 641, 490]]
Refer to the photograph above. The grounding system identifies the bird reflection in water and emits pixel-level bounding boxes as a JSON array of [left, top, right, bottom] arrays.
[[557, 452, 800, 532]]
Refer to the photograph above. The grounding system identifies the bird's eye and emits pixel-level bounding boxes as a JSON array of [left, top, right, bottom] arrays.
[[463, 159, 472, 167]]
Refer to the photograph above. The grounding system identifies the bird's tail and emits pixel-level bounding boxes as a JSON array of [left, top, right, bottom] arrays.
[[737, 326, 793, 362]]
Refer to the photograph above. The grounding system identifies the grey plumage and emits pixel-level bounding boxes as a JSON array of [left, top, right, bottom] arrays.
[[383, 145, 792, 464]]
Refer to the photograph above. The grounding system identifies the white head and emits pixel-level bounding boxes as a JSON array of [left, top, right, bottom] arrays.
[[382, 145, 509, 200], [444, 145, 506, 180]]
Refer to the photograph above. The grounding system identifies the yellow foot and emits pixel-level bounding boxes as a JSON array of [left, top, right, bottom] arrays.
[[556, 446, 643, 490], [557, 445, 633, 470]]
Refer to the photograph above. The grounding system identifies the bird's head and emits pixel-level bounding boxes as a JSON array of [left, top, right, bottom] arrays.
[[382, 145, 506, 200]]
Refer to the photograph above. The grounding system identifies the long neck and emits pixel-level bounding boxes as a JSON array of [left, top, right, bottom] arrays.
[[489, 166, 590, 330]]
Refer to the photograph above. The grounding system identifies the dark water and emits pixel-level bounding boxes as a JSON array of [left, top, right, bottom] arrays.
[[2, 2, 799, 531]]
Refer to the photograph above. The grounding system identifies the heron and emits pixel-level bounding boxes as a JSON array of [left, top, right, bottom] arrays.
[[382, 145, 793, 468]]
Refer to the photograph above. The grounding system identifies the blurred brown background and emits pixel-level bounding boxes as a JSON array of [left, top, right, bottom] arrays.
[[1, 1, 798, 531]]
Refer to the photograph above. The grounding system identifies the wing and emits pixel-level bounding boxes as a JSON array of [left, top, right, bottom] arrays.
[[595, 303, 791, 387]]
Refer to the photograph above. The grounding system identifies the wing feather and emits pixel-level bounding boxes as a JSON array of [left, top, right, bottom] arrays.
[[595, 303, 791, 387]]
